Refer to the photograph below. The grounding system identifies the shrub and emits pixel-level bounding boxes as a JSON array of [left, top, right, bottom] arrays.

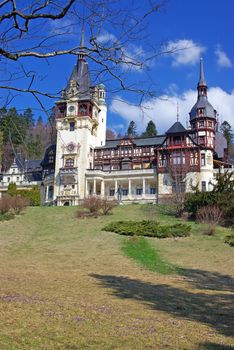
[[7, 183, 17, 196], [0, 212, 15, 221], [225, 233, 234, 247], [202, 224, 216, 236], [81, 196, 118, 217], [100, 197, 118, 215], [0, 195, 12, 214], [103, 220, 191, 238], [10, 196, 30, 215], [196, 205, 223, 225], [83, 196, 103, 214], [17, 186, 41, 206], [7, 183, 40, 206], [184, 171, 234, 226]]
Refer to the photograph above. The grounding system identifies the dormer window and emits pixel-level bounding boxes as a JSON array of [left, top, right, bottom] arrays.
[[199, 109, 204, 116]]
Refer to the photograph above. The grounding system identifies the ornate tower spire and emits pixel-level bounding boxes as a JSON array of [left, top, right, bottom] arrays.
[[176, 102, 179, 122], [78, 19, 85, 61], [197, 57, 207, 97]]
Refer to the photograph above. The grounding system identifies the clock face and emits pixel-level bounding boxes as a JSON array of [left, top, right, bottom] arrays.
[[67, 143, 75, 152], [68, 105, 75, 113]]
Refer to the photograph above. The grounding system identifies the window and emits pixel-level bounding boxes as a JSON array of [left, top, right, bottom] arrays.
[[79, 103, 87, 113], [150, 187, 156, 195], [201, 153, 206, 166], [208, 121, 212, 128], [136, 188, 143, 195], [109, 189, 115, 196], [173, 136, 181, 145], [202, 181, 206, 192], [17, 176, 19, 181], [7, 177, 10, 182], [122, 189, 128, 196], [172, 181, 185, 193], [72, 185, 75, 189], [122, 162, 131, 170], [69, 122, 75, 131], [199, 121, 204, 127], [65, 158, 74, 168], [48, 185, 54, 199]]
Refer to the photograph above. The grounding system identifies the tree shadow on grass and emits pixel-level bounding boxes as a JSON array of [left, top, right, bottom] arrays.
[[90, 269, 234, 337], [200, 343, 234, 350], [179, 268, 234, 292]]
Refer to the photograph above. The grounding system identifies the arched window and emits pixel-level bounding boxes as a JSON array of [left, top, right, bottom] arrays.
[[48, 185, 54, 199], [65, 158, 74, 168]]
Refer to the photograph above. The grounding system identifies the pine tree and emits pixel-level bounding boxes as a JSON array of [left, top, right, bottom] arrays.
[[23, 108, 34, 127], [142, 120, 157, 137], [127, 120, 137, 137], [220, 121, 233, 146]]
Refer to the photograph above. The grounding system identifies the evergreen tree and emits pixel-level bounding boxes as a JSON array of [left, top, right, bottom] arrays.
[[23, 108, 34, 127], [142, 120, 157, 137], [220, 121, 233, 146], [127, 120, 137, 137], [0, 130, 3, 171]]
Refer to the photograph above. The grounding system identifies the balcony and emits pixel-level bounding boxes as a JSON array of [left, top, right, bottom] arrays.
[[59, 167, 78, 175], [86, 168, 156, 178]]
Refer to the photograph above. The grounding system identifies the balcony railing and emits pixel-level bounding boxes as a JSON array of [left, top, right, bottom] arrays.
[[86, 168, 156, 177]]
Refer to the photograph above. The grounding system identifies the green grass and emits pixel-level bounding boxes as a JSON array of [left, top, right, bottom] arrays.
[[122, 236, 177, 274], [0, 204, 233, 350]]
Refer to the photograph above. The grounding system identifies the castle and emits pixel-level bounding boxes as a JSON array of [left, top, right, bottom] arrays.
[[0, 34, 232, 205]]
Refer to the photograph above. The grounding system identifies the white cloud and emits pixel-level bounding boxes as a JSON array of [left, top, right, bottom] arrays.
[[110, 87, 234, 133], [215, 46, 232, 68], [97, 31, 148, 71], [96, 32, 117, 44], [165, 39, 206, 66], [50, 18, 75, 35]]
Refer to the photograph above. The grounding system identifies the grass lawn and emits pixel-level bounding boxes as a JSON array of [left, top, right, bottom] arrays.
[[0, 204, 233, 350]]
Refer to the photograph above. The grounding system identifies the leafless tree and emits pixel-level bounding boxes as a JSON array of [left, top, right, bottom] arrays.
[[0, 0, 168, 109], [163, 149, 192, 217]]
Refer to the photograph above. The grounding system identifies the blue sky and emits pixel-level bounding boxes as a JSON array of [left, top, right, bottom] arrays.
[[3, 0, 234, 135]]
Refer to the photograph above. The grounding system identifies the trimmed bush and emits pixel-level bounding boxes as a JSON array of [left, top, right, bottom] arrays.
[[225, 234, 234, 247], [103, 220, 191, 238]]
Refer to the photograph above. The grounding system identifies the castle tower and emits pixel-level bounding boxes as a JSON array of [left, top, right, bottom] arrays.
[[53, 26, 107, 205], [189, 58, 216, 191]]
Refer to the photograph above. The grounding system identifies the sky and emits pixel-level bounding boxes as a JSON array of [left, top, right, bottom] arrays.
[[3, 0, 234, 136]]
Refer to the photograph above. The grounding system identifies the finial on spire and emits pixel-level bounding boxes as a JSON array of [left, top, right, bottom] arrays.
[[176, 102, 179, 122]]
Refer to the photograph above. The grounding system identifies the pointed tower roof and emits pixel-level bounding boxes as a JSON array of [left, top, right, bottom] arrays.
[[64, 23, 91, 100], [189, 58, 216, 121], [166, 121, 186, 134], [198, 57, 206, 86]]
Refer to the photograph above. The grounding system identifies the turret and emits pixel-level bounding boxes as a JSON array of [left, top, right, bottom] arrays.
[[189, 58, 216, 150]]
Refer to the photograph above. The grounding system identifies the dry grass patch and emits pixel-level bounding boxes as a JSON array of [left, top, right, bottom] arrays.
[[0, 205, 233, 349]]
